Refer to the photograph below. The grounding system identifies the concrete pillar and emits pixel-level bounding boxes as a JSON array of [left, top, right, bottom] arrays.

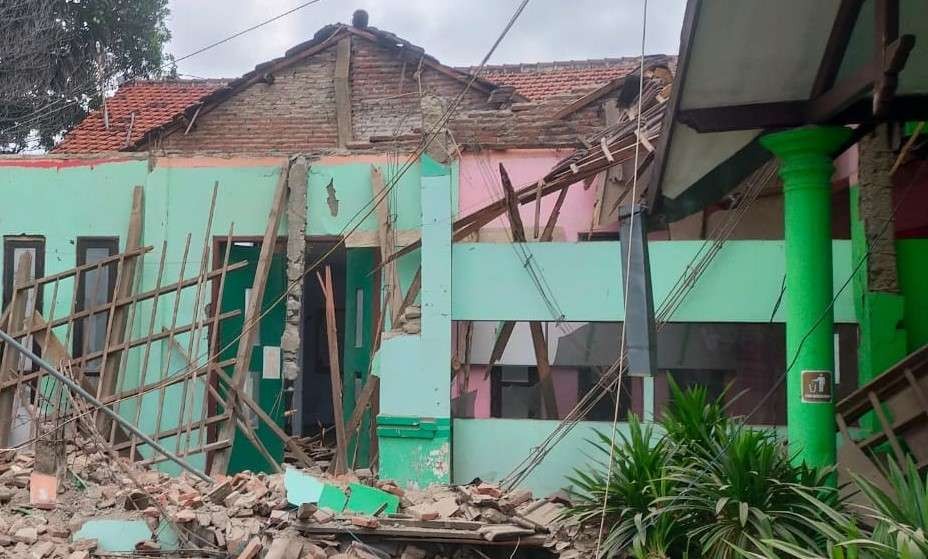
[[761, 125, 851, 469], [852, 126, 907, 395], [284, 156, 307, 434], [376, 155, 452, 487]]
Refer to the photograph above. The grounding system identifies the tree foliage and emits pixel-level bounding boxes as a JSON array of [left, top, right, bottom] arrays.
[[0, 0, 172, 152]]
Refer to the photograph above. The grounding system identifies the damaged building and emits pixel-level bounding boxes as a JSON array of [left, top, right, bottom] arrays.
[[0, 5, 926, 558]]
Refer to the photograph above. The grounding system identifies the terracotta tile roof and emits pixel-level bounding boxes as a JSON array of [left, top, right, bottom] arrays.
[[469, 56, 671, 100], [53, 80, 225, 153]]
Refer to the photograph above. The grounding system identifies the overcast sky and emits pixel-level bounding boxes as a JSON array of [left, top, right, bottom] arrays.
[[167, 0, 686, 79]]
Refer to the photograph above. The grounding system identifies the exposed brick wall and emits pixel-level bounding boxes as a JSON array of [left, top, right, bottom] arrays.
[[158, 48, 338, 154], [449, 90, 604, 149], [153, 36, 503, 156]]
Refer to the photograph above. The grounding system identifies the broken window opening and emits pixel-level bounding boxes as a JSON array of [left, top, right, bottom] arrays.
[[2, 236, 45, 375], [74, 237, 119, 378]]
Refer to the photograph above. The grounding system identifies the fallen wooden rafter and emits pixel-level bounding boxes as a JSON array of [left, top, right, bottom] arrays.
[[318, 266, 348, 474], [210, 165, 288, 476]]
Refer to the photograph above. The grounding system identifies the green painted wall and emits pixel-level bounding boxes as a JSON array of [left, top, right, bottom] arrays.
[[451, 240, 857, 323], [898, 238, 928, 352], [377, 155, 452, 487], [0, 156, 436, 474], [452, 418, 624, 497]]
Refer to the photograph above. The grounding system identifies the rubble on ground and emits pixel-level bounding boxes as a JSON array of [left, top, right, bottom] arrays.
[[0, 439, 594, 558]]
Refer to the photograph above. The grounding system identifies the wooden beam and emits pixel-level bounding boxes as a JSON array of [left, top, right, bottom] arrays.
[[210, 164, 288, 476], [542, 186, 571, 242], [808, 35, 914, 123], [211, 364, 316, 470], [334, 36, 353, 148], [810, 0, 866, 97], [0, 252, 32, 446], [372, 167, 403, 324], [553, 75, 629, 120], [395, 266, 421, 326], [345, 374, 378, 438], [498, 164, 558, 419], [528, 321, 557, 419], [7, 262, 246, 341], [676, 101, 807, 133], [98, 187, 144, 435], [318, 266, 348, 474], [7, 246, 150, 293], [485, 321, 516, 375]]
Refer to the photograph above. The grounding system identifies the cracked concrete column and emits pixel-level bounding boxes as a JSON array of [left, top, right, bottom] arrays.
[[852, 124, 907, 397], [284, 156, 308, 434], [858, 124, 899, 292]]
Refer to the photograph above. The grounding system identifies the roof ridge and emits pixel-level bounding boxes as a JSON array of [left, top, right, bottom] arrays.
[[460, 54, 673, 74]]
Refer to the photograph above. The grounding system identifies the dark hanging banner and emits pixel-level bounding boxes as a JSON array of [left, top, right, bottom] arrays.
[[619, 204, 657, 376]]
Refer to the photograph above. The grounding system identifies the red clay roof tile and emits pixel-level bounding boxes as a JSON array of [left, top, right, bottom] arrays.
[[53, 80, 224, 153], [473, 57, 647, 100]]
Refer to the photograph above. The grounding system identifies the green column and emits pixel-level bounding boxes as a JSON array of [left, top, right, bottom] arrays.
[[761, 126, 851, 469]]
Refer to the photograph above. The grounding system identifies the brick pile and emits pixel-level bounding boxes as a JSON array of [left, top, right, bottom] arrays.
[[0, 441, 593, 558]]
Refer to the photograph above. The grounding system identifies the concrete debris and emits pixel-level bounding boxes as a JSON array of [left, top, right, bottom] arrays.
[[0, 440, 591, 558], [393, 305, 422, 335]]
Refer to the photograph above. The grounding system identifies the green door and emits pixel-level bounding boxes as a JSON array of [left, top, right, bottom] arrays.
[[218, 243, 287, 474]]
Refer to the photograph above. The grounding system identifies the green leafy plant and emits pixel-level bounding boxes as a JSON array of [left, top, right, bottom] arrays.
[[735, 457, 928, 559], [565, 415, 686, 558], [661, 426, 836, 558], [566, 379, 840, 558], [660, 376, 729, 452]]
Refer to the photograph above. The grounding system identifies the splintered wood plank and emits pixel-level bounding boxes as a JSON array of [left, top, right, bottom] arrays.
[[97, 186, 144, 436], [210, 165, 288, 476], [0, 251, 33, 446], [486, 321, 516, 374], [318, 266, 348, 474]]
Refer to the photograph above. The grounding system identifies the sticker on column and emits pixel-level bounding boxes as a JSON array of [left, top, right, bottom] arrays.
[[801, 370, 833, 403], [263, 346, 281, 379]]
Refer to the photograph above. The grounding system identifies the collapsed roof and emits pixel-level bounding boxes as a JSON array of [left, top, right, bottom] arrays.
[[54, 17, 674, 154]]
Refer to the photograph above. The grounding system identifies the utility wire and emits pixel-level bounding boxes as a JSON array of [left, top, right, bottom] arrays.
[[172, 0, 325, 65], [1, 0, 329, 138], [99, 0, 534, 448], [595, 0, 648, 553]]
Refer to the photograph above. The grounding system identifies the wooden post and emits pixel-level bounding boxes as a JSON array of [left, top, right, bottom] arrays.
[[318, 266, 348, 474], [334, 36, 352, 148], [210, 165, 288, 476], [97, 186, 143, 434], [0, 252, 33, 446], [498, 164, 559, 419], [371, 166, 403, 324]]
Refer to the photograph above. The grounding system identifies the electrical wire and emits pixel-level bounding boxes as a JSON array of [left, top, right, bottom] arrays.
[[499, 159, 776, 491], [594, 1, 647, 551], [94, 0, 535, 453], [1, 0, 329, 139]]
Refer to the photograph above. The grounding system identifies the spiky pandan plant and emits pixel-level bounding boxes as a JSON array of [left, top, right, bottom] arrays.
[[660, 426, 835, 558], [565, 378, 840, 558], [565, 415, 688, 558]]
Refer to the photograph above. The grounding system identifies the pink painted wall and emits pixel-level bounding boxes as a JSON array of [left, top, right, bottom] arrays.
[[459, 149, 601, 241], [451, 366, 580, 419]]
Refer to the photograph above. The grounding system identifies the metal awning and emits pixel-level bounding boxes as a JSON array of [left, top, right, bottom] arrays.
[[648, 0, 928, 223]]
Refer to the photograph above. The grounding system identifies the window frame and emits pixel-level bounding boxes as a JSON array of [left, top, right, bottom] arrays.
[[73, 237, 119, 374], [3, 236, 45, 311], [490, 365, 540, 418]]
